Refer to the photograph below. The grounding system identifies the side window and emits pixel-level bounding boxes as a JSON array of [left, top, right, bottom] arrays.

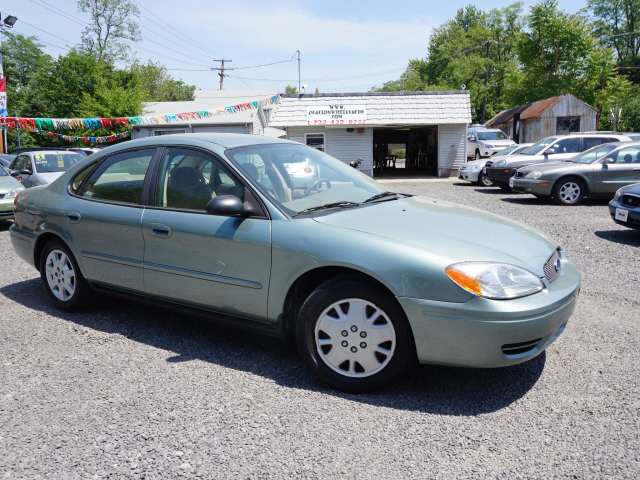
[[79, 149, 155, 204], [583, 137, 607, 150], [23, 156, 33, 172], [10, 156, 23, 170], [70, 164, 95, 193], [610, 146, 640, 164], [551, 138, 580, 154], [156, 147, 244, 211]]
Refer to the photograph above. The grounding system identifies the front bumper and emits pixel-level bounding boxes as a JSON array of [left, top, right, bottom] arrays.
[[608, 201, 640, 230], [457, 168, 481, 182], [511, 178, 553, 196], [397, 256, 581, 368], [0, 199, 15, 220], [485, 167, 516, 187]]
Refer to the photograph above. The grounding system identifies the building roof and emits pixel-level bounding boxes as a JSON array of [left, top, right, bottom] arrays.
[[269, 90, 471, 127], [486, 94, 597, 127], [141, 89, 280, 126]]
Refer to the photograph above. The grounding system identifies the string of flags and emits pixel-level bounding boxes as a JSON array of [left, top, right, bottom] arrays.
[[0, 95, 279, 132], [33, 129, 131, 144]]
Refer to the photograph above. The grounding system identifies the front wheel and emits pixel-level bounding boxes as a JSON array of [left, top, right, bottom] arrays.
[[477, 172, 493, 187], [40, 239, 97, 311], [553, 178, 585, 205], [475, 150, 482, 161], [296, 277, 415, 393]]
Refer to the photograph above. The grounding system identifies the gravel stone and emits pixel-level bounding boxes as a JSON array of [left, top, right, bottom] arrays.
[[0, 177, 638, 479]]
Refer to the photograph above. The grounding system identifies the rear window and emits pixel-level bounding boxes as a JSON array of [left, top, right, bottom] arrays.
[[33, 154, 84, 173]]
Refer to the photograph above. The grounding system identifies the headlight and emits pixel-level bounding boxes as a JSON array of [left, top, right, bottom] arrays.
[[493, 159, 506, 168], [7, 187, 25, 198], [613, 189, 622, 201], [524, 171, 543, 179], [485, 144, 494, 148], [472, 165, 480, 170], [446, 262, 544, 299]]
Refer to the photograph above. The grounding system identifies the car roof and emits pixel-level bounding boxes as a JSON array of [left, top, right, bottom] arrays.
[[23, 150, 87, 155], [556, 133, 631, 139]]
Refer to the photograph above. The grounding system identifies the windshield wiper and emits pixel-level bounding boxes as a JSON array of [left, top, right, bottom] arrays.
[[362, 191, 412, 204], [292, 201, 361, 217]]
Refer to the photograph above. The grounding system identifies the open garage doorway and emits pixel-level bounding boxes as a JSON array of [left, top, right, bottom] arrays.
[[373, 126, 439, 178]]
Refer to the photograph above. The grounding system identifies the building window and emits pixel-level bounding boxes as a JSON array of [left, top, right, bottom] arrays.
[[556, 117, 580, 135], [306, 134, 325, 152], [154, 129, 187, 136]]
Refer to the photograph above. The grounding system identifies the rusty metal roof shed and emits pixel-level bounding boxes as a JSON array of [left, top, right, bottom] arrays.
[[486, 94, 595, 127]]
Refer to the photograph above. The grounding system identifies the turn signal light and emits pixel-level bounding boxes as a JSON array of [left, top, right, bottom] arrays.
[[445, 267, 482, 295]]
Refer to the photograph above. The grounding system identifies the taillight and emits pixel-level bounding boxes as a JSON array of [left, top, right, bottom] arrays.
[[304, 167, 312, 173], [14, 192, 24, 211]]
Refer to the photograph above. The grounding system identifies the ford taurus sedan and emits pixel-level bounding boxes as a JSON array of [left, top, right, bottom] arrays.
[[10, 134, 581, 392], [512, 142, 640, 205], [609, 183, 640, 229]]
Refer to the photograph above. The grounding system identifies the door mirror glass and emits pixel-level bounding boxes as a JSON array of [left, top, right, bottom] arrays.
[[206, 195, 246, 216]]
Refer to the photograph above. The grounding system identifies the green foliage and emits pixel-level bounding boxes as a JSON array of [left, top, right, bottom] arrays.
[[284, 85, 298, 94], [77, 0, 141, 62], [132, 60, 195, 102]]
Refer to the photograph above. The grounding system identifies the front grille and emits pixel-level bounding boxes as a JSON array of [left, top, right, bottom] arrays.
[[485, 161, 493, 168], [543, 250, 561, 283], [621, 194, 640, 208], [515, 171, 525, 178], [501, 338, 543, 357]]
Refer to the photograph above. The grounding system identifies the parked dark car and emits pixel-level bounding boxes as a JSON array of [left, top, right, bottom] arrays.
[[609, 183, 640, 230]]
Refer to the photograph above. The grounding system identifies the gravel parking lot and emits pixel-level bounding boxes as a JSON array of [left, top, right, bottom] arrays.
[[1, 178, 639, 479]]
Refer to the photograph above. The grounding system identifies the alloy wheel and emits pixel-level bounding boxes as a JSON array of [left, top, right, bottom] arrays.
[[45, 249, 76, 301], [481, 173, 493, 186], [559, 182, 581, 204], [315, 298, 396, 378]]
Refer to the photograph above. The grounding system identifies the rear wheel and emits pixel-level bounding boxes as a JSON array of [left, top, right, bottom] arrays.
[[553, 178, 585, 205], [296, 277, 415, 393], [40, 239, 97, 311]]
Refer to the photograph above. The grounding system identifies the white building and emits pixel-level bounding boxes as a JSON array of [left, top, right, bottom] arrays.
[[131, 89, 285, 139], [268, 91, 472, 177]]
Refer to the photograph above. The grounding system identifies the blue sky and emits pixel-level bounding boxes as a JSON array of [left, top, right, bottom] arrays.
[[5, 0, 588, 94]]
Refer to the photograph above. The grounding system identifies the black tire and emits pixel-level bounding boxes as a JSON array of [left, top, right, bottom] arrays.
[[477, 172, 493, 187], [475, 150, 482, 161], [552, 177, 585, 205], [39, 239, 97, 312], [296, 276, 415, 393]]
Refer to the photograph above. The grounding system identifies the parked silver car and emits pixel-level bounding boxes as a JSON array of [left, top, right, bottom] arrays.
[[458, 144, 533, 186], [467, 128, 515, 160], [8, 151, 85, 188]]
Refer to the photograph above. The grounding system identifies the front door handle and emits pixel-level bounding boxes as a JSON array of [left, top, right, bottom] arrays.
[[150, 223, 171, 238]]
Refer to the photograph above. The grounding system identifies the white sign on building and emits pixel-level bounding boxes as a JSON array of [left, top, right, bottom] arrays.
[[307, 105, 367, 125]]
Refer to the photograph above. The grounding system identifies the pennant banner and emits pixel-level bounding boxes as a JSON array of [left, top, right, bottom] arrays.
[[0, 95, 280, 131], [0, 79, 7, 117], [34, 129, 131, 144]]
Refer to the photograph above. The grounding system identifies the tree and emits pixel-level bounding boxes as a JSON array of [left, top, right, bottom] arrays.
[[77, 0, 141, 62], [504, 0, 617, 107], [284, 85, 298, 94], [132, 60, 195, 102]]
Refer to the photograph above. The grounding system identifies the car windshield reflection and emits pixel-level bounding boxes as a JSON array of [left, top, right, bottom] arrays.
[[567, 144, 617, 164]]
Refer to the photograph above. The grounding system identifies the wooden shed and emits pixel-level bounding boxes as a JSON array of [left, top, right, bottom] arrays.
[[485, 94, 598, 144]]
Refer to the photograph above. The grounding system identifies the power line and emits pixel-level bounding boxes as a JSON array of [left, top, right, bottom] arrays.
[[226, 67, 407, 83]]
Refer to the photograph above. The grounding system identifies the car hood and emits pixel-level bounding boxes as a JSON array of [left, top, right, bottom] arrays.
[[500, 154, 559, 168], [313, 196, 558, 276], [517, 161, 585, 174], [460, 159, 487, 168], [36, 171, 67, 184], [0, 176, 22, 193]]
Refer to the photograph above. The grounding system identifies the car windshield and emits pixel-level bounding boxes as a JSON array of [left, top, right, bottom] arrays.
[[522, 138, 557, 155], [568, 144, 617, 164], [33, 153, 84, 173], [477, 131, 508, 140], [226, 143, 387, 217], [493, 145, 519, 157]]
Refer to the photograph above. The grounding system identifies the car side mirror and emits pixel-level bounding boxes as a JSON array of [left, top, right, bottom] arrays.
[[468, 136, 476, 142], [19, 169, 32, 175], [206, 195, 247, 217], [9, 169, 20, 177], [602, 158, 614, 165], [544, 149, 555, 156]]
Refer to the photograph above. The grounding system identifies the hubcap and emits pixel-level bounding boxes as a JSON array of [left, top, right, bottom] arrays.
[[559, 182, 581, 203], [45, 249, 76, 301], [315, 298, 396, 378]]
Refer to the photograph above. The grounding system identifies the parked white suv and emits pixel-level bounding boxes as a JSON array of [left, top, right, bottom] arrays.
[[467, 127, 515, 160]]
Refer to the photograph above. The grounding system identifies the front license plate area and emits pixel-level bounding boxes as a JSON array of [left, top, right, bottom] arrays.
[[509, 177, 515, 188], [483, 168, 487, 174], [615, 208, 629, 222]]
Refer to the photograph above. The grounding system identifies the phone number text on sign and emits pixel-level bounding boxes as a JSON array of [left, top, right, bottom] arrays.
[[307, 105, 367, 125], [308, 119, 367, 125]]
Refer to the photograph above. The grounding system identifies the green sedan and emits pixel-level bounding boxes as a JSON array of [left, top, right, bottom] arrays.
[[0, 166, 25, 221], [512, 141, 640, 205], [9, 134, 581, 392]]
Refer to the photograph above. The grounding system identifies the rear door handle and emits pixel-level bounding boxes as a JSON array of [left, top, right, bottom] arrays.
[[66, 212, 81, 223], [150, 223, 171, 238]]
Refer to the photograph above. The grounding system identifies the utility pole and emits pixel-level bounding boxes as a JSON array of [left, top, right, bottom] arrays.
[[212, 59, 234, 90], [0, 13, 18, 153], [297, 50, 301, 94], [481, 40, 497, 125]]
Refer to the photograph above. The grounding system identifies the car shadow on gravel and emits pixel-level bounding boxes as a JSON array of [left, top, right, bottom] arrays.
[[594, 229, 640, 246], [0, 220, 13, 231], [472, 188, 515, 195], [1, 278, 545, 416]]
